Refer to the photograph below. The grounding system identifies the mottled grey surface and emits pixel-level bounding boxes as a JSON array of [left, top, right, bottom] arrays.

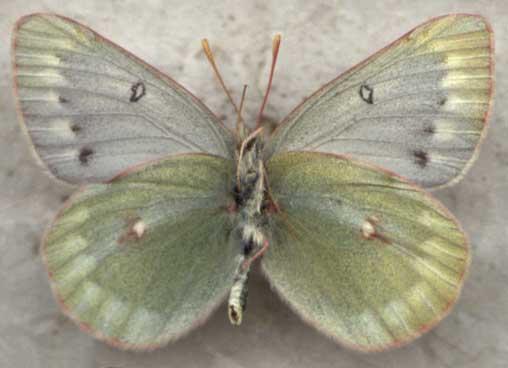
[[1, 0, 507, 367]]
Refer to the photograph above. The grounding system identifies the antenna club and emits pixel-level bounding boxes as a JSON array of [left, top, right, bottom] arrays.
[[273, 34, 281, 55], [201, 39, 212, 57]]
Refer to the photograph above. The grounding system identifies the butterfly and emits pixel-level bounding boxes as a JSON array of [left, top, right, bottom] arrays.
[[11, 13, 493, 351]]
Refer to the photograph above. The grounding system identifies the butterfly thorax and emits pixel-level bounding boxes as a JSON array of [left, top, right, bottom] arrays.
[[228, 136, 269, 325]]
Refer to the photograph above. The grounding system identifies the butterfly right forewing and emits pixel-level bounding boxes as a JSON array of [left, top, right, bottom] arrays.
[[265, 14, 494, 189]]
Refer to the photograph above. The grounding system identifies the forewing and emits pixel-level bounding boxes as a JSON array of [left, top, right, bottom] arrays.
[[43, 154, 237, 350], [266, 14, 493, 189], [12, 14, 234, 184], [263, 152, 469, 351]]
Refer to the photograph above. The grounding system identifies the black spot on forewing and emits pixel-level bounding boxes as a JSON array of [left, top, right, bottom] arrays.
[[413, 150, 429, 168], [438, 97, 447, 106], [423, 123, 435, 135], [130, 82, 146, 102], [59, 96, 69, 103], [359, 84, 374, 104], [79, 147, 94, 165], [70, 124, 81, 133]]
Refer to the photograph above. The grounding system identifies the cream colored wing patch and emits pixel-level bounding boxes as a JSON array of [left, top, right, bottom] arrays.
[[266, 14, 493, 189], [12, 14, 234, 184]]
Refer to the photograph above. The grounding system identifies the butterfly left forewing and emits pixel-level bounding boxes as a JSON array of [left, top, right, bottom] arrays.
[[265, 14, 493, 189], [12, 14, 234, 184], [262, 151, 468, 351]]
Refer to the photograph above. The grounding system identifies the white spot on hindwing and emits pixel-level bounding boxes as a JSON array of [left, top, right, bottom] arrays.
[[362, 219, 376, 239], [118, 218, 146, 245], [132, 220, 145, 238], [361, 215, 379, 239], [360, 215, 391, 245]]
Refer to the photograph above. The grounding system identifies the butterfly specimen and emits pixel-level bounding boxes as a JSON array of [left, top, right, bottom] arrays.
[[11, 13, 493, 351]]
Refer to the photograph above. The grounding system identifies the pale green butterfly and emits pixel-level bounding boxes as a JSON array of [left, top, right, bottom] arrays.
[[11, 13, 493, 351]]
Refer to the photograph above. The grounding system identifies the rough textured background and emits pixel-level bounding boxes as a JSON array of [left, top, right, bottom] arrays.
[[1, 0, 507, 367]]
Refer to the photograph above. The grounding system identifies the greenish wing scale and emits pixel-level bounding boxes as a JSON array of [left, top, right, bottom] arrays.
[[263, 152, 469, 351], [12, 14, 234, 184], [43, 154, 238, 350], [265, 14, 493, 189]]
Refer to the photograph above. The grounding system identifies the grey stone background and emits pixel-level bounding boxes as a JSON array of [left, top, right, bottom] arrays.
[[1, 0, 506, 367]]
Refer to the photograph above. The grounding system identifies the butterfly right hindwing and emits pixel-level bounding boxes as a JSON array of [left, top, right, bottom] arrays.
[[262, 151, 469, 351]]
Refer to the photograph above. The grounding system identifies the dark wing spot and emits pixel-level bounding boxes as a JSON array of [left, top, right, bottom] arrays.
[[70, 124, 81, 133], [423, 124, 435, 135], [359, 84, 374, 104], [413, 150, 429, 168], [130, 82, 146, 102], [438, 97, 447, 106], [79, 147, 94, 165], [59, 96, 69, 103]]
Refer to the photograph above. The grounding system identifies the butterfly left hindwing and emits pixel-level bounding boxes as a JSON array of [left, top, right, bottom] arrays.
[[43, 154, 238, 350]]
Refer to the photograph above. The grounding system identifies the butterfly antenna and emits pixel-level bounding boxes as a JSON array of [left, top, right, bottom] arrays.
[[202, 39, 243, 119], [255, 34, 281, 129], [236, 84, 248, 142]]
